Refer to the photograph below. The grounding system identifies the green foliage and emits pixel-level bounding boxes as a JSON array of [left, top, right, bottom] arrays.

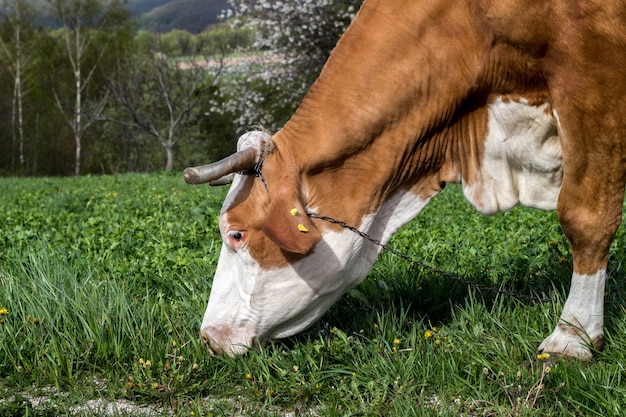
[[0, 0, 355, 176], [1, 176, 626, 415], [198, 22, 252, 55], [0, 0, 138, 177]]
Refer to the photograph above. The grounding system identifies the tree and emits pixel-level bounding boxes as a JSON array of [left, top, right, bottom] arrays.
[[46, 0, 130, 175], [105, 34, 224, 171], [220, 0, 361, 131], [0, 0, 36, 170]]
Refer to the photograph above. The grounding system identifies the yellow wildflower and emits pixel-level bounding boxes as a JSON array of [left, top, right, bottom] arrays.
[[0, 308, 8, 316], [245, 373, 253, 380], [537, 353, 551, 361], [424, 330, 433, 339], [393, 338, 401, 346]]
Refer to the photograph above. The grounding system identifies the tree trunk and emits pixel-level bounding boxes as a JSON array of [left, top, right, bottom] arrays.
[[74, 65, 82, 176], [15, 12, 24, 166], [165, 145, 174, 171]]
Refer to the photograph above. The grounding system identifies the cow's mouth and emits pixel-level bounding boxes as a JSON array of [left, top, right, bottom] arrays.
[[201, 325, 262, 356]]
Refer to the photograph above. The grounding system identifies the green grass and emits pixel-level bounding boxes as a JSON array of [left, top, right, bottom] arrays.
[[1, 173, 626, 415]]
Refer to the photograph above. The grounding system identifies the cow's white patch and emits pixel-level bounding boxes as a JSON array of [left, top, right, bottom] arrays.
[[463, 97, 563, 215], [201, 189, 434, 354], [538, 270, 605, 359]]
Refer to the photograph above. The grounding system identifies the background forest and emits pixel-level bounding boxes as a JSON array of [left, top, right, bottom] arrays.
[[0, 0, 361, 176]]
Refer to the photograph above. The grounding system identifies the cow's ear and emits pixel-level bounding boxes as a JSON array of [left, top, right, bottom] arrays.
[[262, 194, 322, 255]]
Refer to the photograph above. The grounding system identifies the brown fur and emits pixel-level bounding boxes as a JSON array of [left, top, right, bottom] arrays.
[[225, 0, 626, 280]]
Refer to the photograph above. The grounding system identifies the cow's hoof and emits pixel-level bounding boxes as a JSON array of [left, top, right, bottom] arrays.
[[537, 325, 602, 361]]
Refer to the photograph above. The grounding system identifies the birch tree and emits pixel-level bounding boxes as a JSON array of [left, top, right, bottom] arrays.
[[0, 0, 34, 169], [47, 0, 127, 175]]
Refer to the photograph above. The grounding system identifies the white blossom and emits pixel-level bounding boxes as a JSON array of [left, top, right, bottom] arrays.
[[217, 0, 360, 132]]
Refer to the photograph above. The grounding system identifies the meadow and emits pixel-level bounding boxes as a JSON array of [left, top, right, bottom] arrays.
[[1, 173, 626, 416]]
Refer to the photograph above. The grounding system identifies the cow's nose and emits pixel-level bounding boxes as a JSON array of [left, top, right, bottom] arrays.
[[201, 324, 260, 356], [201, 327, 223, 356]]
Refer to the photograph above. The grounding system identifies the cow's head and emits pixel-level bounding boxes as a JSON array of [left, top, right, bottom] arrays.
[[187, 131, 392, 355]]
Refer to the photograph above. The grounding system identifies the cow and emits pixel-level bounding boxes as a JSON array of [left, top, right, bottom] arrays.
[[185, 0, 626, 359]]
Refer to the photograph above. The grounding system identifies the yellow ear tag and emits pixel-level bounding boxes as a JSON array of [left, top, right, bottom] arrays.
[[297, 224, 309, 233], [290, 208, 299, 216]]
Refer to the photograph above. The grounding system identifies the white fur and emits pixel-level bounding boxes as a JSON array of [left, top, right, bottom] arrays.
[[463, 97, 563, 214], [538, 270, 605, 359], [201, 189, 434, 354]]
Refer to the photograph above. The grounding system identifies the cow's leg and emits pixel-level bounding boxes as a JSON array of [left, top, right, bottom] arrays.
[[533, 9, 626, 358], [537, 113, 625, 359]]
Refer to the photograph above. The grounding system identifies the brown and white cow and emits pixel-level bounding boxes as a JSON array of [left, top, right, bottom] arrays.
[[185, 0, 626, 359]]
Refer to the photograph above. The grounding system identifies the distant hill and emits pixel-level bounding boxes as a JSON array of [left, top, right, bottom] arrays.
[[126, 0, 172, 16], [129, 0, 231, 34]]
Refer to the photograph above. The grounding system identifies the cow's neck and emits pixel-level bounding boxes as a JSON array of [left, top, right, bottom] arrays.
[[269, 0, 557, 240], [272, 0, 482, 218]]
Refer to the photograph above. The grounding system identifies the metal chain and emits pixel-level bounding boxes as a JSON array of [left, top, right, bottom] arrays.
[[242, 146, 269, 190], [248, 153, 551, 304], [253, 143, 269, 191], [308, 212, 553, 304]]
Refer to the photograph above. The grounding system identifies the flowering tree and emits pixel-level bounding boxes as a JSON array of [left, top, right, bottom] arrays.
[[219, 0, 361, 133]]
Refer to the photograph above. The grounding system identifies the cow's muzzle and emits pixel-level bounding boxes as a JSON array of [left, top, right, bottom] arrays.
[[201, 325, 258, 357]]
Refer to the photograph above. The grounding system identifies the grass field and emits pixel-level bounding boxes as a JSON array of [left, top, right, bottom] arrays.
[[1, 173, 626, 416]]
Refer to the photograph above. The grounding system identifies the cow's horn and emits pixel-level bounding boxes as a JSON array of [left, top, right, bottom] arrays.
[[208, 173, 236, 186], [184, 131, 272, 185], [184, 148, 257, 185]]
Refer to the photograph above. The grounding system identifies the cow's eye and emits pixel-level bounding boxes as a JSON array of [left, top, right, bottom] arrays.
[[226, 230, 246, 251], [229, 231, 244, 241]]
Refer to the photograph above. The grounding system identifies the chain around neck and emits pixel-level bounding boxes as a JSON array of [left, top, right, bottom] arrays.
[[307, 212, 553, 304]]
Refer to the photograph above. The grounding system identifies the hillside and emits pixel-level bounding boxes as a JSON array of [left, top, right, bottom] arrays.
[[131, 0, 230, 34], [126, 0, 171, 16]]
